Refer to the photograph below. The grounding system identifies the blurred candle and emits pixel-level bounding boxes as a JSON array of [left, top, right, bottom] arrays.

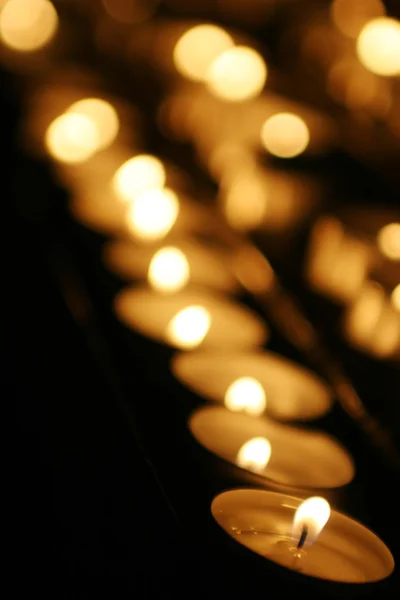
[[189, 406, 354, 490], [113, 154, 166, 203], [45, 113, 100, 164], [114, 285, 268, 350], [0, 0, 58, 52], [377, 223, 400, 261], [103, 238, 238, 292], [260, 113, 310, 158], [356, 17, 400, 76], [173, 24, 234, 81], [67, 98, 120, 150], [206, 46, 267, 102], [172, 350, 332, 421], [343, 282, 400, 359], [147, 246, 190, 293], [125, 188, 180, 241], [212, 489, 394, 582]]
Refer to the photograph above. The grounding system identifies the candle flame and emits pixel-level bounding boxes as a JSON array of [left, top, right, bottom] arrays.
[[45, 113, 100, 164], [0, 0, 58, 52], [236, 437, 271, 473], [356, 17, 400, 76], [165, 305, 211, 349], [292, 497, 331, 547], [148, 247, 190, 293], [392, 284, 400, 312], [260, 113, 310, 159], [224, 377, 266, 416], [125, 188, 179, 241]]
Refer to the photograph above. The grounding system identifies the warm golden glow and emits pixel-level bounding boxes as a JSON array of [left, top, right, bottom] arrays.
[[206, 46, 267, 102], [356, 18, 400, 76], [260, 113, 310, 159], [148, 247, 190, 293], [331, 0, 385, 39], [125, 188, 179, 241], [165, 305, 211, 349], [113, 155, 166, 203], [236, 437, 271, 473], [377, 223, 400, 260], [45, 113, 100, 164], [67, 98, 119, 150], [392, 285, 400, 312], [173, 24, 234, 82], [224, 377, 266, 416], [0, 0, 58, 52], [292, 497, 331, 547], [223, 169, 267, 231]]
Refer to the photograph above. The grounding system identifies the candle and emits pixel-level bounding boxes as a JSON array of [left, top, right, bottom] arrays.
[[211, 489, 394, 583], [343, 281, 400, 360], [171, 349, 333, 421], [103, 238, 239, 292], [189, 406, 355, 490], [114, 285, 268, 350]]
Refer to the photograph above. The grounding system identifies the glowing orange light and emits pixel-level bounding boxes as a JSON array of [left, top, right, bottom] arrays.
[[292, 497, 331, 547], [125, 188, 179, 241], [357, 18, 400, 76], [165, 306, 211, 349], [148, 247, 190, 292], [377, 223, 400, 260], [392, 285, 400, 312], [236, 437, 271, 473], [261, 113, 310, 158], [206, 46, 267, 102], [101, 0, 158, 24], [113, 155, 166, 203], [223, 169, 267, 231], [67, 98, 119, 150], [0, 0, 58, 52], [224, 377, 266, 416], [45, 113, 99, 164], [173, 24, 234, 82]]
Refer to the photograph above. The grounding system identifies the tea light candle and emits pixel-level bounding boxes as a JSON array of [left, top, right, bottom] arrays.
[[189, 406, 355, 490], [114, 285, 268, 350], [343, 281, 400, 360], [171, 349, 333, 421], [103, 238, 239, 292], [211, 489, 394, 583]]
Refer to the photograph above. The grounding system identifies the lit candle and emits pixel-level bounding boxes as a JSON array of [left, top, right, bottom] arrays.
[[172, 349, 333, 421], [212, 489, 394, 582], [114, 285, 268, 350], [189, 406, 354, 490], [103, 238, 239, 292]]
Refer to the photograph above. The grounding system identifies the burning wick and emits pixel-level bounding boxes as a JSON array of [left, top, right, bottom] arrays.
[[296, 525, 308, 550]]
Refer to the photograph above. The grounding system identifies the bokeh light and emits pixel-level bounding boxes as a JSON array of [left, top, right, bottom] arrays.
[[166, 305, 211, 349], [206, 46, 267, 102], [148, 247, 190, 293], [260, 113, 310, 158], [45, 113, 100, 164], [224, 377, 266, 416], [356, 17, 400, 76], [236, 437, 271, 473], [377, 223, 400, 260], [0, 0, 58, 52], [223, 168, 267, 231], [173, 24, 234, 82], [125, 188, 179, 241], [392, 285, 400, 312], [67, 98, 119, 150], [113, 155, 166, 203]]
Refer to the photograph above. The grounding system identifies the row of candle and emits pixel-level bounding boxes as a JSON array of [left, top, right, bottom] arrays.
[[2, 0, 396, 587]]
